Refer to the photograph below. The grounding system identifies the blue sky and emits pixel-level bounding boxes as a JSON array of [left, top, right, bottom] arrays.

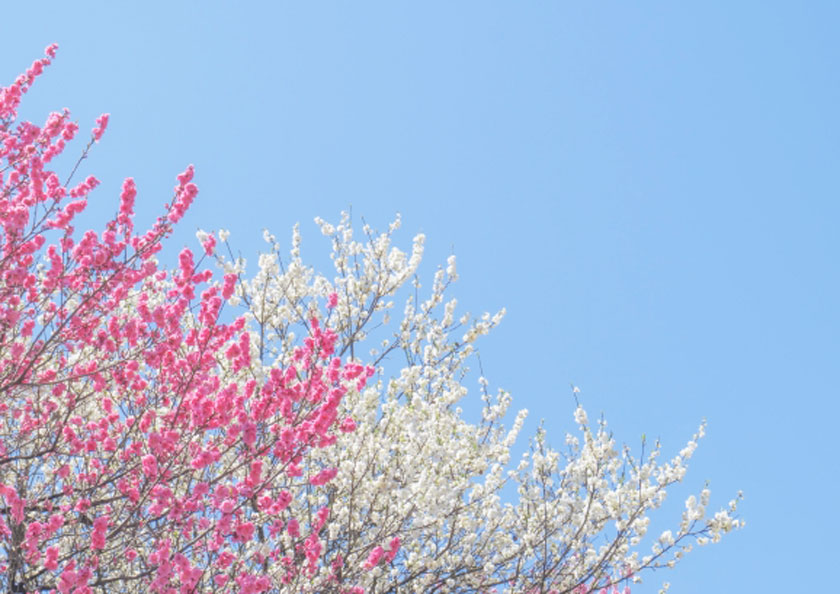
[[3, 2, 838, 592]]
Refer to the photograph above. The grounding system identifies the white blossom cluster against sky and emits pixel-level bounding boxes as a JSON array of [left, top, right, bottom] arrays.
[[2, 2, 837, 592]]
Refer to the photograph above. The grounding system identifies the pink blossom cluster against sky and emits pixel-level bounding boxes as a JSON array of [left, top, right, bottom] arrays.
[[1, 46, 396, 589]]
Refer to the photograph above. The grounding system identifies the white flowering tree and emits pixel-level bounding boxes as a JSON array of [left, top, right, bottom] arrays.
[[209, 213, 743, 593]]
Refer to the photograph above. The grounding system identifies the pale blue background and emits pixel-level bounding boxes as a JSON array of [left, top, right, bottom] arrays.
[[3, 2, 837, 592]]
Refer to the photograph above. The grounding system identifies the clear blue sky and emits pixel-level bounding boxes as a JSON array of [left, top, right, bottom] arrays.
[[3, 2, 837, 592]]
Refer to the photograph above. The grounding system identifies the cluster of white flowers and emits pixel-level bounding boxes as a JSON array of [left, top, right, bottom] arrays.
[[213, 214, 742, 593]]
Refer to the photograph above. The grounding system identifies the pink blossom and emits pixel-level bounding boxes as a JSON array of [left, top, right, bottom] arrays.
[[363, 546, 384, 570], [310, 467, 338, 486], [339, 416, 357, 433], [141, 454, 158, 479], [314, 506, 329, 532], [44, 546, 59, 570], [202, 232, 216, 255], [234, 521, 255, 543], [327, 292, 339, 309], [222, 273, 237, 299], [385, 537, 400, 562], [275, 490, 293, 511], [118, 177, 136, 228], [92, 113, 109, 141]]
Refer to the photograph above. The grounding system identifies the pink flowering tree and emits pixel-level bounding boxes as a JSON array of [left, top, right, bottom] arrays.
[[0, 47, 374, 593]]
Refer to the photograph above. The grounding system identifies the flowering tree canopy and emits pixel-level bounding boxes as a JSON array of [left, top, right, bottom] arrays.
[[0, 47, 741, 594]]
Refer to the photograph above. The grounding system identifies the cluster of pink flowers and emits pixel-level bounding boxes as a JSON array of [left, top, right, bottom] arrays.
[[0, 45, 386, 593], [362, 537, 400, 570]]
